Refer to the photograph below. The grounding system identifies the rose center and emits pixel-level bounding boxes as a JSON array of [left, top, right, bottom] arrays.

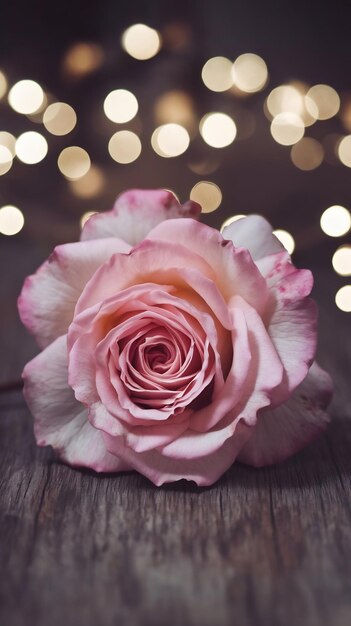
[[145, 343, 172, 373]]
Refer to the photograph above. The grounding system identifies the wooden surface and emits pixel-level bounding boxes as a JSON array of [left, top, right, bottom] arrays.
[[0, 242, 350, 626]]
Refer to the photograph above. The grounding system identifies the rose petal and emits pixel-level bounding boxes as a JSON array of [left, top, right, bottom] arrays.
[[80, 189, 201, 245], [89, 401, 189, 453], [18, 237, 130, 349], [237, 362, 333, 467], [69, 285, 225, 424], [189, 303, 252, 432], [103, 419, 252, 486], [190, 295, 284, 434], [259, 255, 317, 405], [146, 218, 269, 315], [74, 238, 265, 332], [222, 214, 284, 261], [23, 335, 129, 473]]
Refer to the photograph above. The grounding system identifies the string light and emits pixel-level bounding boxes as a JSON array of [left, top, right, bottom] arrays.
[[15, 132, 48, 164], [190, 181, 222, 213], [335, 285, 351, 312], [273, 229, 295, 254], [232, 53, 268, 93], [63, 43, 104, 76], [43, 103, 77, 136], [320, 205, 351, 237], [108, 131, 142, 163], [0, 71, 8, 99], [332, 245, 351, 276], [306, 84, 340, 120], [58, 146, 91, 180], [0, 145, 13, 175], [80, 211, 98, 229], [121, 24, 161, 60], [188, 158, 221, 175], [151, 124, 190, 157], [291, 138, 324, 170], [220, 215, 246, 232], [337, 135, 351, 167], [266, 85, 302, 118], [103, 89, 138, 124], [270, 113, 304, 146], [69, 165, 104, 198], [8, 80, 45, 115], [200, 113, 237, 148], [0, 205, 24, 235], [340, 98, 351, 132], [266, 84, 318, 127], [154, 91, 195, 130], [201, 57, 233, 92]]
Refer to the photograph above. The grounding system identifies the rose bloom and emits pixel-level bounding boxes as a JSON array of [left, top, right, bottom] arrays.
[[18, 189, 332, 486]]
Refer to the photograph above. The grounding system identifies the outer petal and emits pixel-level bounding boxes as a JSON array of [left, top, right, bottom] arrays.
[[18, 237, 130, 348], [23, 335, 130, 473], [75, 237, 267, 323], [237, 362, 333, 467], [222, 214, 284, 261], [192, 294, 284, 430], [89, 402, 189, 453], [103, 420, 252, 486], [145, 218, 269, 315], [258, 251, 318, 405], [80, 189, 201, 245]]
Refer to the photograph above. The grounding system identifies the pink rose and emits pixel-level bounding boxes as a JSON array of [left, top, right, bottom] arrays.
[[18, 189, 332, 486]]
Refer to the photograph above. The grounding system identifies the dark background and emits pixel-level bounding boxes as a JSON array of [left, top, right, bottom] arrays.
[[1, 4, 351, 626], [0, 0, 350, 375], [1, 0, 350, 380]]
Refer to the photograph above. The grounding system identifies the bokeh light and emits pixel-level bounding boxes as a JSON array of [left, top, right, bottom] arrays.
[[190, 181, 222, 213], [290, 137, 324, 170], [335, 285, 351, 312], [103, 89, 138, 123], [306, 84, 340, 120], [267, 85, 302, 118], [154, 91, 195, 131], [0, 145, 13, 175], [188, 158, 221, 175], [273, 229, 295, 254], [200, 113, 237, 148], [270, 113, 304, 146], [8, 80, 44, 115], [151, 124, 190, 157], [332, 245, 351, 276], [320, 205, 351, 237], [43, 103, 77, 136], [80, 211, 98, 229], [69, 165, 105, 198], [232, 53, 268, 93], [58, 146, 91, 180], [15, 131, 48, 164], [108, 130, 142, 163], [220, 214, 246, 232], [337, 135, 351, 167], [121, 24, 161, 60], [201, 57, 233, 92], [340, 97, 351, 132], [63, 43, 104, 76], [0, 205, 24, 235], [266, 84, 318, 127], [0, 71, 7, 99]]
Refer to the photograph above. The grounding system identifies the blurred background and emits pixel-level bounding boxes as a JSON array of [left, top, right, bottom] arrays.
[[1, 0, 351, 382]]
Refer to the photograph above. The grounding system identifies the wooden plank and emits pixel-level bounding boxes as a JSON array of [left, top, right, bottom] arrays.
[[0, 252, 350, 626], [1, 384, 350, 626]]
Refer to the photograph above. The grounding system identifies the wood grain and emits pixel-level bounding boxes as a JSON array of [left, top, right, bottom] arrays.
[[0, 254, 350, 626]]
